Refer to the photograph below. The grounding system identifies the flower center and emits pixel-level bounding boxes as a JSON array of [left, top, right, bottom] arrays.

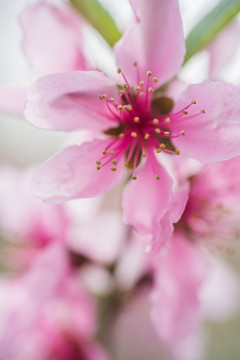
[[97, 63, 205, 180]]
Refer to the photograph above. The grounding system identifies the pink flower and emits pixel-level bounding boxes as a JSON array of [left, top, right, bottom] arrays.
[[24, 0, 240, 241]]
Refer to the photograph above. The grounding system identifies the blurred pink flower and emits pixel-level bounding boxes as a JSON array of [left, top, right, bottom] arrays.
[[24, 0, 240, 243]]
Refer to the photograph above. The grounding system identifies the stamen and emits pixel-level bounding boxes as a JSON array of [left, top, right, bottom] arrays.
[[131, 132, 137, 138], [97, 165, 101, 170], [134, 116, 140, 123], [133, 61, 138, 66], [191, 100, 196, 104], [123, 104, 133, 111], [110, 151, 114, 155], [140, 92, 145, 98], [164, 131, 170, 136], [117, 68, 122, 74], [124, 162, 129, 167], [165, 118, 171, 123], [201, 109, 205, 113], [110, 98, 115, 103], [122, 83, 128, 89], [156, 149, 161, 153], [103, 94, 107, 98], [142, 153, 146, 157], [135, 86, 141, 92], [175, 150, 180, 155], [183, 110, 188, 115], [144, 133, 150, 140], [111, 166, 117, 171], [180, 130, 185, 136], [160, 143, 166, 149], [98, 94, 104, 100], [117, 105, 123, 111], [155, 128, 160, 134], [148, 87, 153, 93], [112, 160, 117, 164], [103, 150, 107, 155], [96, 161, 101, 165], [119, 133, 125, 139], [146, 71, 152, 77], [155, 175, 160, 180], [153, 118, 159, 125], [132, 175, 137, 180], [153, 77, 158, 83], [140, 81, 144, 86]]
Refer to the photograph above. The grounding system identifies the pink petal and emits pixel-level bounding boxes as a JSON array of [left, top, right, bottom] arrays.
[[24, 71, 119, 131], [114, 0, 185, 87], [208, 21, 240, 80], [122, 155, 173, 242], [151, 233, 208, 344], [32, 138, 125, 204], [19, 2, 88, 74], [172, 80, 240, 162], [0, 86, 28, 116]]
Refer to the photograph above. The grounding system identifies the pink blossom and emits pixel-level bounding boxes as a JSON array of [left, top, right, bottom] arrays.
[[24, 0, 240, 242]]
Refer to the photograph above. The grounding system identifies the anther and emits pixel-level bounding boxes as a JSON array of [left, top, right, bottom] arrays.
[[122, 83, 128, 89], [191, 100, 196, 104], [124, 162, 129, 167], [103, 150, 107, 155], [156, 149, 161, 153], [98, 94, 104, 100], [112, 160, 117, 164], [134, 116, 140, 123], [111, 166, 117, 171], [142, 153, 146, 157], [201, 109, 205, 113], [160, 143, 166, 149], [140, 92, 145, 98], [97, 165, 101, 170], [133, 61, 138, 66], [140, 81, 144, 86], [117, 68, 122, 74], [135, 86, 141, 92], [155, 128, 160, 134], [148, 87, 153, 93], [96, 161, 101, 165], [132, 175, 137, 180], [131, 132, 137, 138], [110, 98, 115, 103], [153, 118, 159, 125], [103, 94, 108, 98], [153, 77, 158, 83], [155, 175, 160, 180], [180, 130, 185, 136], [110, 151, 114, 155], [124, 104, 132, 111], [183, 110, 188, 115], [146, 71, 152, 77], [165, 117, 171, 123], [118, 105, 123, 110], [144, 133, 150, 140], [164, 131, 170, 136], [120, 90, 125, 96], [175, 150, 180, 155], [119, 133, 125, 139]]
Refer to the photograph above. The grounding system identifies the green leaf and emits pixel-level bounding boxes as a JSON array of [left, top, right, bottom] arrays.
[[184, 0, 240, 64], [69, 0, 122, 48]]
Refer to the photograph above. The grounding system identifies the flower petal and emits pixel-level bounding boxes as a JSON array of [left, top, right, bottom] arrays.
[[122, 155, 173, 242], [114, 0, 185, 86], [24, 71, 119, 131], [172, 80, 240, 162], [32, 138, 125, 204], [151, 233, 208, 344], [19, 2, 88, 73]]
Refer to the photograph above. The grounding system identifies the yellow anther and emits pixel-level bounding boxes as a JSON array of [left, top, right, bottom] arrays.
[[117, 68, 122, 74], [155, 128, 160, 134], [96, 161, 101, 165], [111, 166, 117, 171], [146, 71, 152, 77], [133, 61, 138, 66], [180, 130, 185, 136], [110, 98, 115, 103], [103, 150, 107, 155], [112, 159, 117, 164], [201, 109, 205, 113], [140, 81, 144, 86], [156, 149, 161, 153], [131, 132, 137, 138], [142, 153, 146, 157], [148, 87, 153, 93], [155, 175, 160, 180], [164, 131, 170, 136], [153, 118, 159, 125], [160, 143, 166, 149], [103, 94, 108, 98], [118, 105, 123, 110], [120, 90, 125, 96], [144, 133, 150, 140], [191, 100, 196, 104], [124, 162, 129, 167], [175, 150, 180, 155], [140, 92, 145, 98], [183, 110, 188, 115], [97, 165, 101, 170], [165, 117, 170, 123], [132, 175, 137, 180], [110, 151, 114, 155], [135, 86, 141, 92], [122, 83, 128, 89], [124, 104, 132, 111], [119, 133, 125, 139], [153, 77, 158, 83], [134, 116, 140, 123], [98, 94, 104, 100]]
